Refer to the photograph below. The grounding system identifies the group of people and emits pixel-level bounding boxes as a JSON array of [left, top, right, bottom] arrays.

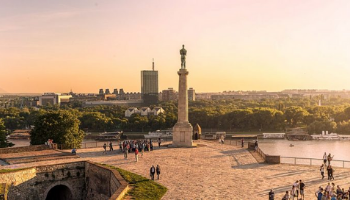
[[150, 165, 161, 180], [102, 141, 114, 154], [275, 180, 306, 200], [315, 183, 350, 200], [321, 152, 335, 180]]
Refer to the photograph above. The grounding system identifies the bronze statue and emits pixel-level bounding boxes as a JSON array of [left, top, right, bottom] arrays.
[[180, 45, 187, 69]]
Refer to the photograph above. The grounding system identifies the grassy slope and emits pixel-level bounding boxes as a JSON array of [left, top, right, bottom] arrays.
[[102, 164, 167, 200]]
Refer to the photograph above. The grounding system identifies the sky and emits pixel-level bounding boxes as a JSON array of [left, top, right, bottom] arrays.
[[1, 0, 350, 93]]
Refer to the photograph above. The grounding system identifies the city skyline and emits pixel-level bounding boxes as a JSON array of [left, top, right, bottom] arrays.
[[1, 0, 350, 93]]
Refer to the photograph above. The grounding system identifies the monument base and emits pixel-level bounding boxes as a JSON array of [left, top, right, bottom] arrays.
[[170, 122, 196, 148]]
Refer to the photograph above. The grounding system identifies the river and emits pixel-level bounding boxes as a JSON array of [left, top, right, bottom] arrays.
[[259, 139, 350, 161]]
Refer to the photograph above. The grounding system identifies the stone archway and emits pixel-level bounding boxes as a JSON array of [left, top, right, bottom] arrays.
[[45, 184, 73, 200], [43, 182, 75, 200]]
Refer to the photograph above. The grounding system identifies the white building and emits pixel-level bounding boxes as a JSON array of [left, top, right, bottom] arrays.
[[38, 93, 72, 106], [140, 107, 151, 116], [125, 107, 139, 117], [125, 107, 165, 117], [152, 107, 165, 116]]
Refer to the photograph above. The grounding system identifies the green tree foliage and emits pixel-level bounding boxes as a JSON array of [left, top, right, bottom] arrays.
[[307, 120, 337, 134], [30, 110, 85, 148], [0, 119, 9, 148], [337, 120, 350, 134], [284, 106, 309, 127], [79, 112, 112, 131]]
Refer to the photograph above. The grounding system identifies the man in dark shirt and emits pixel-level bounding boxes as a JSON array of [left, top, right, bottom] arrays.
[[299, 180, 305, 200], [268, 189, 274, 200], [150, 165, 155, 180]]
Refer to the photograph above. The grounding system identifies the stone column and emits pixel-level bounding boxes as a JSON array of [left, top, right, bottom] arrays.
[[177, 69, 189, 122], [172, 68, 194, 147]]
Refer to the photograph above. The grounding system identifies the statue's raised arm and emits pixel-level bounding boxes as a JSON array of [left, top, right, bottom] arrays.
[[180, 45, 187, 69]]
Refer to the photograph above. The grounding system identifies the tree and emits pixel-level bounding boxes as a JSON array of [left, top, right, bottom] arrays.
[[284, 106, 309, 127], [307, 120, 337, 134], [30, 110, 85, 148], [0, 119, 9, 148], [337, 120, 350, 134], [79, 112, 111, 131]]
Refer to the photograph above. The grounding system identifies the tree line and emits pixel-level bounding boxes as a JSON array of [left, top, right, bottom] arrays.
[[2, 97, 350, 147]]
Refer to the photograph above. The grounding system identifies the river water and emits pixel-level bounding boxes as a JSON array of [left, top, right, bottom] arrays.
[[259, 139, 350, 161]]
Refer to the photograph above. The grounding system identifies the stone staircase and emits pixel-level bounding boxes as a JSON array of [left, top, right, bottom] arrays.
[[248, 150, 265, 163]]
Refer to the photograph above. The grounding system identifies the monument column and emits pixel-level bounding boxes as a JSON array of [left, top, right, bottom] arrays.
[[172, 45, 194, 147], [177, 69, 189, 122]]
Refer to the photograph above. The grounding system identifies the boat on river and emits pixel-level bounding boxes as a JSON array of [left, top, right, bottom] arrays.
[[95, 131, 123, 141], [311, 131, 350, 140]]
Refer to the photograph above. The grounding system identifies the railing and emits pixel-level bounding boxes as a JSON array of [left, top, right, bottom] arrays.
[[58, 137, 173, 149], [280, 157, 350, 168], [256, 147, 266, 160], [225, 139, 250, 147]]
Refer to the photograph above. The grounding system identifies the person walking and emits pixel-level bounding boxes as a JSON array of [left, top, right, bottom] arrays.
[[150, 165, 156, 180], [103, 143, 107, 154], [119, 142, 123, 152], [135, 148, 139, 162], [323, 152, 327, 165], [109, 141, 113, 151], [158, 137, 161, 148], [327, 165, 334, 180], [329, 165, 334, 180], [268, 189, 274, 200], [150, 140, 154, 151], [241, 138, 244, 148], [124, 145, 128, 159], [293, 180, 299, 199], [156, 165, 161, 180], [141, 142, 145, 157], [327, 165, 332, 180], [320, 164, 325, 179], [299, 180, 305, 200], [254, 140, 258, 151], [328, 153, 333, 165]]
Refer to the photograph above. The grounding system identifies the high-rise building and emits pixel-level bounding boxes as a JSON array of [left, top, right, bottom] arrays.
[[141, 60, 158, 105], [105, 89, 110, 94], [188, 88, 196, 101], [113, 89, 118, 95], [162, 88, 177, 101]]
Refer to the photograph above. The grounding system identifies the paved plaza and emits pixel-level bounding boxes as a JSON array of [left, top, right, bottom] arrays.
[[2, 140, 350, 199]]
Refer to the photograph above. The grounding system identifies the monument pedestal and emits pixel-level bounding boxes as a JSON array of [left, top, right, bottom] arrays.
[[171, 122, 195, 147]]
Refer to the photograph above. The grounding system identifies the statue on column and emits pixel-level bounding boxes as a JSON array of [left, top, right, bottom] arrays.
[[180, 45, 187, 69]]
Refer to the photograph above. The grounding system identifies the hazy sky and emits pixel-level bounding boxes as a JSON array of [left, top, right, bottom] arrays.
[[1, 0, 350, 93]]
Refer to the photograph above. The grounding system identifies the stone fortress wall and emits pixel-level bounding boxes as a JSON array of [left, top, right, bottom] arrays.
[[0, 144, 54, 154], [0, 161, 128, 200]]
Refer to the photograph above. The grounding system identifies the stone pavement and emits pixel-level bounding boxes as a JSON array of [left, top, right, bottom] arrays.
[[2, 140, 350, 199]]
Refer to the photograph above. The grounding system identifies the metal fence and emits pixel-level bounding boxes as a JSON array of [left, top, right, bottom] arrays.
[[280, 157, 350, 168], [58, 137, 173, 149]]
